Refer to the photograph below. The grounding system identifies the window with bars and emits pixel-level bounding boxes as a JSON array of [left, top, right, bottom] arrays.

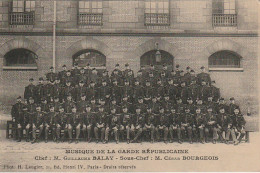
[[9, 0, 35, 25], [212, 0, 237, 26], [78, 1, 103, 26], [4, 48, 37, 67], [209, 50, 241, 68], [140, 50, 174, 70], [145, 0, 170, 26], [73, 49, 106, 68]]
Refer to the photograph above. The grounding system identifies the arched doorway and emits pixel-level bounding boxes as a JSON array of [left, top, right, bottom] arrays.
[[140, 49, 174, 71]]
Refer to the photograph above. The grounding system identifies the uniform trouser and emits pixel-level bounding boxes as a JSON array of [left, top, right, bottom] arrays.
[[16, 124, 22, 139], [205, 127, 218, 140], [87, 125, 92, 140], [120, 125, 130, 140], [131, 127, 143, 141], [216, 128, 225, 141], [104, 127, 110, 141], [94, 127, 105, 140], [44, 125, 50, 140], [82, 125, 87, 139], [111, 128, 119, 141], [179, 126, 192, 140], [143, 125, 155, 140], [75, 124, 81, 140], [25, 124, 31, 140], [169, 126, 178, 140], [237, 128, 246, 141], [53, 125, 61, 140], [155, 127, 168, 141], [226, 128, 238, 142], [194, 127, 205, 141], [32, 124, 43, 140]]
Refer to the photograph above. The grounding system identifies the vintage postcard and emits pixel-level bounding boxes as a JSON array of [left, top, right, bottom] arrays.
[[0, 0, 259, 172]]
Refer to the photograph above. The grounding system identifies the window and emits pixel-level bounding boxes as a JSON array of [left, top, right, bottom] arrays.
[[4, 48, 38, 69], [9, 0, 35, 25], [78, 1, 103, 26], [145, 0, 170, 26], [73, 49, 106, 68], [212, 0, 237, 26], [209, 51, 242, 69], [140, 50, 173, 70]]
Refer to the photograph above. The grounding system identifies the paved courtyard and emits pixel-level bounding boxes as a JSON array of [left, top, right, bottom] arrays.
[[0, 130, 260, 172]]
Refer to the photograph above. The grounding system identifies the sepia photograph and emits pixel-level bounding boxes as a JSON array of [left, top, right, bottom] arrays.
[[0, 0, 259, 172]]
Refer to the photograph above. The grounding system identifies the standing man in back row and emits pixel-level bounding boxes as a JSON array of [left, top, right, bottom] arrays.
[[197, 66, 211, 86]]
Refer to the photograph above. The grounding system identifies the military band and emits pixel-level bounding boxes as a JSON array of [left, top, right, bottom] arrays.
[[11, 64, 246, 145]]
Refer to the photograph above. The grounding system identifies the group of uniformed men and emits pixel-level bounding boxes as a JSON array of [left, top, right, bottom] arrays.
[[11, 63, 246, 145]]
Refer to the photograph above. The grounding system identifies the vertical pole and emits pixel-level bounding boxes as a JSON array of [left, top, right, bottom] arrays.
[[53, 1, 57, 72]]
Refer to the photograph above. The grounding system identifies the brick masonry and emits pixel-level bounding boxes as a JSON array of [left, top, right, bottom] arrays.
[[0, 0, 258, 131]]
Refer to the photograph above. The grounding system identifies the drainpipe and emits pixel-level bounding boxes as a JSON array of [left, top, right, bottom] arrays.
[[52, 1, 57, 72]]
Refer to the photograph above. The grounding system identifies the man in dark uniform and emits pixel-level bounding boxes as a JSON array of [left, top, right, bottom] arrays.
[[66, 106, 80, 143], [109, 98, 121, 114], [109, 108, 121, 143], [175, 64, 181, 77], [84, 105, 95, 143], [194, 107, 206, 143], [130, 107, 145, 143], [169, 108, 179, 143], [198, 80, 211, 102], [135, 70, 145, 87], [11, 96, 25, 141], [197, 66, 211, 86], [217, 98, 230, 114], [133, 80, 144, 102], [46, 67, 57, 82], [84, 63, 92, 78], [52, 106, 65, 143], [190, 69, 198, 84], [143, 80, 154, 104], [35, 77, 45, 103], [24, 78, 36, 102], [179, 107, 194, 144], [155, 79, 166, 97], [232, 108, 246, 144], [31, 105, 44, 143], [44, 106, 54, 143], [183, 66, 191, 86], [53, 77, 63, 102], [135, 97, 147, 114], [111, 80, 122, 104], [111, 64, 123, 78], [58, 65, 68, 86], [210, 80, 220, 102], [204, 107, 218, 144], [143, 107, 155, 143], [87, 81, 98, 101], [111, 68, 123, 86], [195, 99, 207, 114], [74, 80, 87, 102], [147, 72, 157, 87], [216, 107, 230, 143], [166, 78, 178, 104], [44, 79, 55, 103], [76, 68, 88, 85], [98, 80, 111, 101], [120, 106, 132, 144], [120, 95, 134, 113], [94, 106, 106, 143], [63, 94, 76, 113], [148, 96, 160, 114], [175, 97, 185, 114], [40, 97, 49, 113], [155, 107, 169, 143], [71, 62, 80, 79], [229, 97, 240, 115], [186, 97, 196, 114], [62, 80, 74, 101], [188, 79, 200, 102], [11, 96, 26, 141], [205, 96, 217, 114], [64, 70, 74, 86], [180, 81, 190, 104], [90, 68, 99, 84], [122, 80, 133, 102]]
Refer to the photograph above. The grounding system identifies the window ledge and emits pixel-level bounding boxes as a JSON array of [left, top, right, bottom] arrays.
[[209, 67, 243, 72], [3, 66, 38, 70]]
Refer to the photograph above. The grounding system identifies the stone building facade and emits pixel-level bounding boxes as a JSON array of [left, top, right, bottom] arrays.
[[0, 0, 258, 130]]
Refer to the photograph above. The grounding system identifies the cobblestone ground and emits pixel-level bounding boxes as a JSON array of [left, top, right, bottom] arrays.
[[0, 130, 260, 172]]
